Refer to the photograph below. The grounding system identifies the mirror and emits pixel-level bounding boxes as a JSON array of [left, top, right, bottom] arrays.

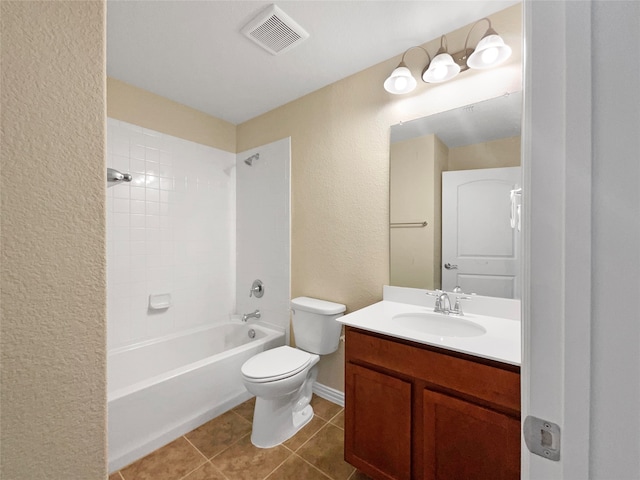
[[389, 92, 522, 299]]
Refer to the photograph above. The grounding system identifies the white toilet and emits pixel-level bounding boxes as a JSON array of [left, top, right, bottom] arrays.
[[240, 296, 346, 448]]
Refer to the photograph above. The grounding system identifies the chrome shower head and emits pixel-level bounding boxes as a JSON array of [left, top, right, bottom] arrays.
[[244, 153, 260, 166]]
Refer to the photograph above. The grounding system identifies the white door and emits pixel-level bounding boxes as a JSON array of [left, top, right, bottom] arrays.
[[441, 167, 521, 298]]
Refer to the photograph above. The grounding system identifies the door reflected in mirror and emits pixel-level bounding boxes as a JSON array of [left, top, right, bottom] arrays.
[[389, 92, 522, 299]]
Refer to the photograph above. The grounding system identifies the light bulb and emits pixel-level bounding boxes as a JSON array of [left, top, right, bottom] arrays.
[[384, 65, 417, 94], [481, 47, 499, 65], [431, 65, 447, 80], [467, 33, 512, 70], [422, 53, 460, 84], [394, 76, 408, 91]]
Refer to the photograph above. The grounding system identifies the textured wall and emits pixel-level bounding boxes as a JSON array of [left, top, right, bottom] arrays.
[[1, 2, 107, 479], [237, 4, 522, 390], [389, 135, 439, 289], [108, 77, 236, 153], [448, 136, 521, 171]]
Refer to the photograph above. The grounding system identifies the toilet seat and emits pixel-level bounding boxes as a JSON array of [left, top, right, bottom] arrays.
[[241, 346, 312, 383]]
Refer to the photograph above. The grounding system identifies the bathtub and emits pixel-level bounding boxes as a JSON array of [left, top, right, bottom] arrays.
[[107, 322, 285, 472]]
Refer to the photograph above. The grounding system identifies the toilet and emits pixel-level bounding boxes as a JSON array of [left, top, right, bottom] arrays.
[[240, 296, 346, 448]]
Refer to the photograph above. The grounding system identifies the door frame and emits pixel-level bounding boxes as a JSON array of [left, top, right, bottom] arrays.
[[521, 1, 592, 478]]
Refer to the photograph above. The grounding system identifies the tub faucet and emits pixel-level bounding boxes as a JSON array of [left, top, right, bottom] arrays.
[[242, 309, 261, 322]]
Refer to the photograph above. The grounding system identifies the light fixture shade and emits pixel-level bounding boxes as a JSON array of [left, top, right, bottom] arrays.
[[422, 53, 461, 83], [467, 34, 512, 69], [384, 65, 417, 94]]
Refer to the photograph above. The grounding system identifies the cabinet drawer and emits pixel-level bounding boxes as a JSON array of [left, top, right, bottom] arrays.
[[346, 327, 520, 413]]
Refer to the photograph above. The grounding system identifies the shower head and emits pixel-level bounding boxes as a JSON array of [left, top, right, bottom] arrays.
[[244, 153, 260, 166]]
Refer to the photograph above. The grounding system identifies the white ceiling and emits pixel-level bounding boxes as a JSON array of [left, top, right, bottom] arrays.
[[107, 1, 519, 125]]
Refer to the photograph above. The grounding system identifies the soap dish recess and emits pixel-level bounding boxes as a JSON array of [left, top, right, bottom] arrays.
[[149, 293, 172, 310]]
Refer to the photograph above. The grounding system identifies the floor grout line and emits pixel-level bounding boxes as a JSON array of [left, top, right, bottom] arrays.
[[260, 445, 295, 480], [175, 459, 210, 480], [210, 462, 232, 480], [282, 443, 296, 454], [229, 407, 253, 425], [292, 420, 331, 453], [294, 452, 336, 480], [182, 435, 210, 462], [327, 408, 344, 428], [179, 460, 232, 480], [209, 431, 253, 461]]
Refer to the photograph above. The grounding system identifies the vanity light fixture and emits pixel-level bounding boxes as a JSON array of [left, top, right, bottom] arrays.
[[422, 36, 460, 83], [383, 46, 429, 94], [384, 17, 512, 94], [465, 18, 512, 69]]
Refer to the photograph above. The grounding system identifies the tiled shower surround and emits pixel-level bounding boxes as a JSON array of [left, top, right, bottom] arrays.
[[236, 139, 291, 341], [106, 119, 237, 349], [106, 120, 291, 351]]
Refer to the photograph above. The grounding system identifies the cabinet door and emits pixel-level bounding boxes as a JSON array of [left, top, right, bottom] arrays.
[[345, 363, 412, 480], [423, 389, 520, 480]]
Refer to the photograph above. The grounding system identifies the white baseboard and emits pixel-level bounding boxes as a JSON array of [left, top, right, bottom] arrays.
[[312, 382, 345, 407]]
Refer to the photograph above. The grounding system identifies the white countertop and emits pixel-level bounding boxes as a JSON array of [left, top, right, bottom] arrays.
[[338, 299, 521, 366]]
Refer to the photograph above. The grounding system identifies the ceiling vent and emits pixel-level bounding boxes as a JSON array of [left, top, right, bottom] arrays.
[[241, 4, 309, 56]]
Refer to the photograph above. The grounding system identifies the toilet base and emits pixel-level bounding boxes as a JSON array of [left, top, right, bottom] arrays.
[[250, 399, 314, 448]]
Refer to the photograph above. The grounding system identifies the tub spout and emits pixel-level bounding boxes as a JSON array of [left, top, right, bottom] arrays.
[[242, 309, 261, 322]]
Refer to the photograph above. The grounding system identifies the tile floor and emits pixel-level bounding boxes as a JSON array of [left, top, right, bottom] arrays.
[[109, 395, 372, 480]]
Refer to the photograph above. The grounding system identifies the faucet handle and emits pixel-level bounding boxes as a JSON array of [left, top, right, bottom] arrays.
[[452, 295, 471, 316], [249, 279, 264, 298], [426, 290, 444, 312]]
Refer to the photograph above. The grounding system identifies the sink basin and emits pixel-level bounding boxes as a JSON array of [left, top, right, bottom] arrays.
[[392, 312, 487, 338]]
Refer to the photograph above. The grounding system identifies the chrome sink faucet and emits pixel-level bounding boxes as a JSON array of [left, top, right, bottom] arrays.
[[426, 290, 450, 314], [426, 289, 469, 316], [242, 309, 261, 322], [438, 291, 452, 313]]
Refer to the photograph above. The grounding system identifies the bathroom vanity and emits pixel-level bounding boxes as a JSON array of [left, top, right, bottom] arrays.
[[339, 287, 521, 480]]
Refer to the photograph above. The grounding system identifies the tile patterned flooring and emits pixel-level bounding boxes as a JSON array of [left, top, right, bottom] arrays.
[[109, 395, 372, 480]]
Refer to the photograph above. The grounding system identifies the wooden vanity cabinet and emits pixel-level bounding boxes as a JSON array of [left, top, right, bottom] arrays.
[[344, 326, 520, 480]]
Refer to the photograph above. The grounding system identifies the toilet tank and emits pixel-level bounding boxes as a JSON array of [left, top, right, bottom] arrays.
[[291, 297, 346, 355]]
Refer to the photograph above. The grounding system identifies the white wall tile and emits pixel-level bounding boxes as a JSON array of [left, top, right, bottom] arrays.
[[107, 119, 236, 350], [236, 138, 291, 336]]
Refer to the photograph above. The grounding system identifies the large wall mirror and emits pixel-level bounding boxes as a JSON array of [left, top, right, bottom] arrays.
[[389, 92, 522, 299]]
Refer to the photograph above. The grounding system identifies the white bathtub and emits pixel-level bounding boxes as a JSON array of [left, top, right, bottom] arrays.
[[107, 322, 285, 472]]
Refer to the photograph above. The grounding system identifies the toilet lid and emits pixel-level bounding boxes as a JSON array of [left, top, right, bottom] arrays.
[[241, 346, 312, 382]]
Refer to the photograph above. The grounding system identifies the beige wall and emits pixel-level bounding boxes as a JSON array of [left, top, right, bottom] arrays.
[[390, 134, 444, 289], [448, 136, 521, 171], [237, 4, 522, 390], [1, 2, 107, 479], [107, 77, 236, 152]]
